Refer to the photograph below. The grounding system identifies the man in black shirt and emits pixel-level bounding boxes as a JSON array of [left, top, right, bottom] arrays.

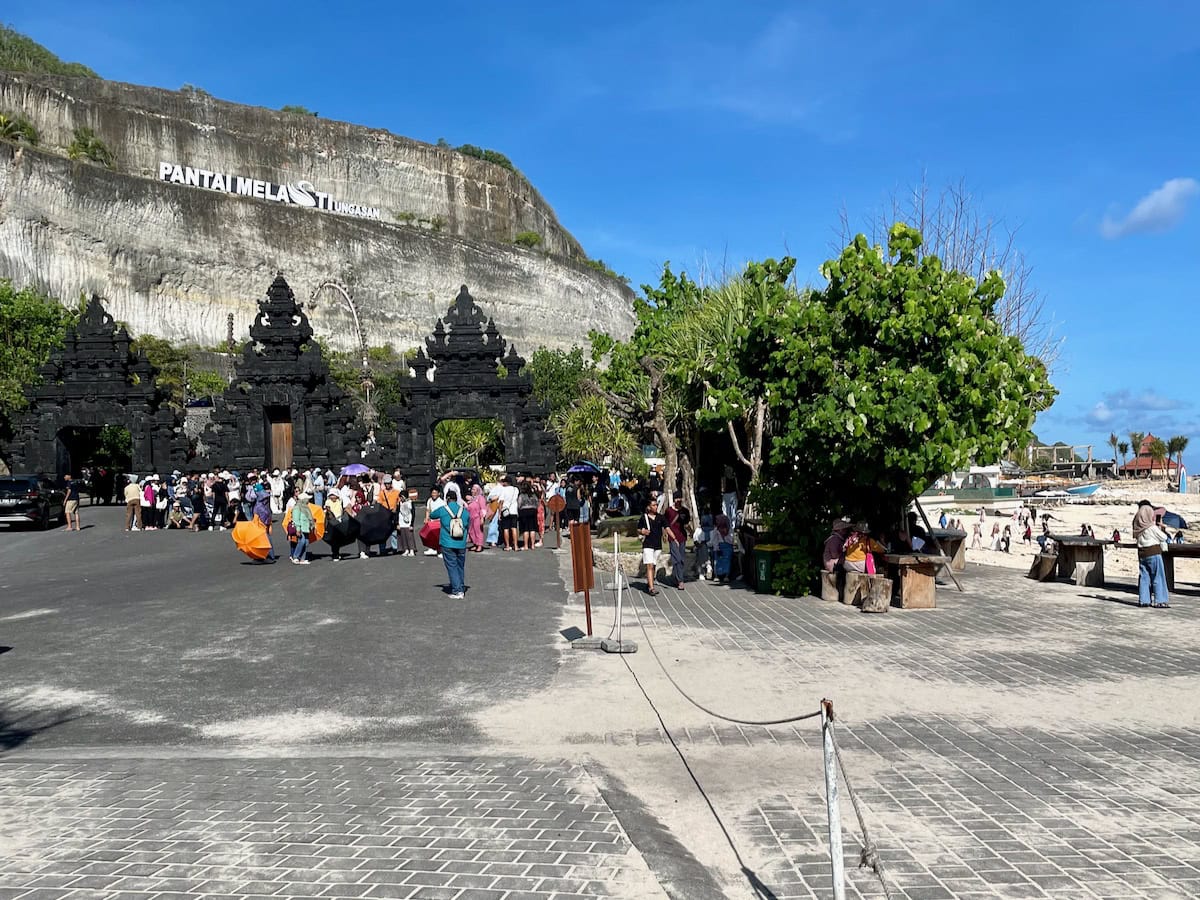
[[638, 497, 665, 595]]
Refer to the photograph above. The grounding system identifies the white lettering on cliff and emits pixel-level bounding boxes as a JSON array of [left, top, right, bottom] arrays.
[[157, 160, 379, 221]]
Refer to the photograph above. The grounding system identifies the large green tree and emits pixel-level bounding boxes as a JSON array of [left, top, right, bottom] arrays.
[[741, 223, 1054, 583], [589, 266, 702, 506], [0, 280, 78, 443], [527, 347, 593, 418]]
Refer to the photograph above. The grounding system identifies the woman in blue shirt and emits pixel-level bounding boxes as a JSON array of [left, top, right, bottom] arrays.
[[433, 486, 471, 598]]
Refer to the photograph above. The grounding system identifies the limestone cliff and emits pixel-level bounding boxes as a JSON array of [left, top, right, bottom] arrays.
[[0, 72, 635, 352]]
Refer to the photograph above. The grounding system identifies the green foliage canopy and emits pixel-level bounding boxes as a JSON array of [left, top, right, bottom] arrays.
[[513, 230, 542, 248], [0, 25, 98, 77], [551, 395, 638, 468], [455, 143, 515, 172], [0, 280, 78, 440], [67, 126, 114, 167], [0, 111, 39, 144], [742, 223, 1055, 582], [527, 347, 593, 418]]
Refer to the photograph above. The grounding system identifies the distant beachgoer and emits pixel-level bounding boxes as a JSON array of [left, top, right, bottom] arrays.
[[971, 522, 983, 550], [938, 512, 948, 529], [1001, 525, 1012, 553], [989, 523, 1001, 551]]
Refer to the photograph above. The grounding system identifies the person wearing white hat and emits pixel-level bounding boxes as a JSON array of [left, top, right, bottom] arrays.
[[269, 469, 285, 515]]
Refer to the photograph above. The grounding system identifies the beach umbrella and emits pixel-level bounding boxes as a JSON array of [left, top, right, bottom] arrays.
[[308, 503, 326, 540], [231, 520, 272, 560], [356, 505, 395, 545], [282, 503, 327, 541], [340, 463, 370, 476], [567, 461, 600, 474], [1163, 511, 1189, 530], [323, 512, 361, 549]]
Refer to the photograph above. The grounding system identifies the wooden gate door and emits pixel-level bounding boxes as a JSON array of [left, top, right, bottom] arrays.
[[265, 407, 293, 469]]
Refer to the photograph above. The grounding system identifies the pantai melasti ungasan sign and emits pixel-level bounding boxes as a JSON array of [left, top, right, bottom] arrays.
[[158, 162, 381, 221]]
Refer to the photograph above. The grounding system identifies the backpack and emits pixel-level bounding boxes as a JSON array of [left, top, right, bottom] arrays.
[[448, 504, 465, 540]]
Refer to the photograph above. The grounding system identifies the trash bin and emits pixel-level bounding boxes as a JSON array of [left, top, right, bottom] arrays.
[[753, 543, 789, 594]]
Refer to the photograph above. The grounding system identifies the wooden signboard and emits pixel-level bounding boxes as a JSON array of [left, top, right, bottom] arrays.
[[569, 521, 594, 635]]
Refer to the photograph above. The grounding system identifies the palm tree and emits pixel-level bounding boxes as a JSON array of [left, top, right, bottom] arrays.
[[67, 126, 114, 167], [1168, 435, 1189, 482], [1129, 431, 1145, 478], [1117, 440, 1129, 473], [1148, 437, 1168, 479], [1107, 432, 1119, 473], [551, 395, 638, 468]]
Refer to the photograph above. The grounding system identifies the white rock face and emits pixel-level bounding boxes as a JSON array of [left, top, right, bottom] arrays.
[[0, 73, 636, 353]]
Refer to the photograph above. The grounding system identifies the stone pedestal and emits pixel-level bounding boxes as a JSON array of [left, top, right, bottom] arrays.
[[859, 577, 892, 613]]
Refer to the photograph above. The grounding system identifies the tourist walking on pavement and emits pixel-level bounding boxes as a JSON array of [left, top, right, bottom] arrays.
[[467, 484, 487, 551], [433, 485, 470, 598], [638, 497, 665, 595], [254, 484, 277, 563], [498, 475, 520, 551], [289, 492, 314, 564], [63, 474, 81, 531], [665, 491, 691, 589], [424, 485, 445, 556], [123, 475, 142, 531], [1133, 500, 1171, 608], [396, 490, 416, 555]]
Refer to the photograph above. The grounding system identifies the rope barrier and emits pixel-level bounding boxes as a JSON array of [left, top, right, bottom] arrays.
[[622, 586, 895, 898], [628, 596, 822, 725]]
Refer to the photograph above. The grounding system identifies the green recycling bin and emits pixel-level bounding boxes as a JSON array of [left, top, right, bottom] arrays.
[[753, 544, 789, 594]]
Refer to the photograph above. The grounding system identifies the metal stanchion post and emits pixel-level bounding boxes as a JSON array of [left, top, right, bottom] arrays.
[[822, 699, 846, 900], [602, 532, 636, 653]]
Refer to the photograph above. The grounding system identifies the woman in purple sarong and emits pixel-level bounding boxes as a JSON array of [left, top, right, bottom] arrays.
[[467, 483, 488, 551], [254, 484, 277, 562]]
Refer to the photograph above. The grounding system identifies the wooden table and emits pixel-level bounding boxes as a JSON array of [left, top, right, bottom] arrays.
[[1048, 535, 1114, 587], [883, 554, 949, 609], [930, 529, 968, 572], [1162, 543, 1200, 590]]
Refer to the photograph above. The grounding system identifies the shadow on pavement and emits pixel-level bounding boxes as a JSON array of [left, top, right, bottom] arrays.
[[0, 704, 80, 753]]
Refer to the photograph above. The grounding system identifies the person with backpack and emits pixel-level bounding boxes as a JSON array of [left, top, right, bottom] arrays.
[[432, 485, 471, 598], [664, 491, 691, 590]]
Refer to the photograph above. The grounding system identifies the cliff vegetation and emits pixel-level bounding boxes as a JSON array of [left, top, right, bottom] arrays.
[[0, 25, 98, 78]]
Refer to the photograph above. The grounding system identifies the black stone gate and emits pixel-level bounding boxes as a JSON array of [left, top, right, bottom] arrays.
[[379, 285, 557, 495], [5, 297, 184, 478], [199, 275, 362, 471]]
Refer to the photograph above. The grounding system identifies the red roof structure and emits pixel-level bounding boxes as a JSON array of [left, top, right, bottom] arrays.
[[1118, 433, 1179, 476]]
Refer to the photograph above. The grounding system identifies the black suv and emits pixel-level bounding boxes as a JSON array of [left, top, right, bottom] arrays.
[[0, 475, 66, 530]]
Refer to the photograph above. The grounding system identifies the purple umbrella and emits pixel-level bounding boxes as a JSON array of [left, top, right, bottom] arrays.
[[340, 463, 370, 476]]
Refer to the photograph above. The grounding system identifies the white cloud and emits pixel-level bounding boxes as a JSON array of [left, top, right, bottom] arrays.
[[1100, 177, 1199, 239]]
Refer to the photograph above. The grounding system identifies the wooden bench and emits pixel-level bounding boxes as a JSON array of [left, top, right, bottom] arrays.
[[1048, 535, 1112, 587], [883, 554, 948, 609], [1164, 543, 1200, 590]]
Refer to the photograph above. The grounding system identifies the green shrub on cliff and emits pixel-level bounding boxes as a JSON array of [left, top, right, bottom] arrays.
[[281, 104, 318, 116], [0, 111, 38, 145], [67, 126, 114, 167], [0, 25, 98, 77], [513, 231, 542, 248], [583, 258, 631, 286], [455, 143, 516, 172]]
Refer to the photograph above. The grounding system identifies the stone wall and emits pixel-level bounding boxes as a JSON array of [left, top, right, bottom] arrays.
[[0, 141, 636, 354], [0, 72, 584, 256]]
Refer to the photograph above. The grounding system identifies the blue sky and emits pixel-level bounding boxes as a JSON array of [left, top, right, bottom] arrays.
[[9, 1, 1200, 467]]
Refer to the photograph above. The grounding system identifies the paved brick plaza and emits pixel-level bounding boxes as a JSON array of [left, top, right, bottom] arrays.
[[2, 509, 1199, 898]]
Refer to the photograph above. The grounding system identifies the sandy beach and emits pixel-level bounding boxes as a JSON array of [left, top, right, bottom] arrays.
[[940, 482, 1199, 586]]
